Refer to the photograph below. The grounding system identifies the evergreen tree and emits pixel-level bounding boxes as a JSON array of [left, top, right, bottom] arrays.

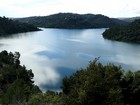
[[0, 50, 41, 104]]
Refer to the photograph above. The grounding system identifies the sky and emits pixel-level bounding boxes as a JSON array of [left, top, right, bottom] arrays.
[[0, 0, 140, 18]]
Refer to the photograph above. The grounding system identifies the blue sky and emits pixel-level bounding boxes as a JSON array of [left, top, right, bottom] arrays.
[[0, 0, 140, 18]]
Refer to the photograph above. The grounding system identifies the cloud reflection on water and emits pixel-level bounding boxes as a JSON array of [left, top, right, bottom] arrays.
[[0, 28, 140, 91]]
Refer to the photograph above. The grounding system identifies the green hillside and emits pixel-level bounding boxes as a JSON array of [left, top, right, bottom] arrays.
[[103, 19, 140, 42], [0, 16, 40, 36], [16, 13, 127, 29]]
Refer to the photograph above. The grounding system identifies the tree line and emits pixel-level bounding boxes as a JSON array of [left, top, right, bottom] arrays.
[[15, 13, 127, 29], [0, 16, 40, 36], [103, 19, 140, 42], [0, 51, 140, 105]]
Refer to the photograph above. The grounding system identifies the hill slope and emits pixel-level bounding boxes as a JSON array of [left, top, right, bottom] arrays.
[[103, 19, 140, 42], [16, 13, 127, 29], [118, 17, 140, 22], [0, 16, 40, 36]]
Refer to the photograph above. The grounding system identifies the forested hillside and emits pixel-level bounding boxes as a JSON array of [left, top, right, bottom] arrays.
[[16, 13, 127, 29], [103, 19, 140, 42], [0, 51, 41, 104], [0, 16, 40, 36]]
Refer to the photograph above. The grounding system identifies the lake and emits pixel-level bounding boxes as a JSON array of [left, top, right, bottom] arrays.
[[0, 28, 140, 91]]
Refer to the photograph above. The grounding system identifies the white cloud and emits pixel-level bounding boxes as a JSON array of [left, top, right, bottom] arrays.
[[0, 0, 140, 17], [34, 67, 60, 86]]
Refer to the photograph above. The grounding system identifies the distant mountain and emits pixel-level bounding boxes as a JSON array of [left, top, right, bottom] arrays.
[[0, 16, 40, 36], [103, 19, 140, 42], [15, 13, 127, 29], [118, 17, 140, 22]]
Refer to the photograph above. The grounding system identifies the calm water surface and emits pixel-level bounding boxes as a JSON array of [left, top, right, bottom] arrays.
[[0, 28, 140, 91]]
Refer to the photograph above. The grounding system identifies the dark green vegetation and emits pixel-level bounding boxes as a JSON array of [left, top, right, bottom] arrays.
[[0, 51, 41, 104], [16, 13, 127, 29], [28, 90, 62, 105], [61, 58, 140, 105], [103, 19, 140, 42], [1, 51, 140, 105], [0, 50, 62, 105], [0, 16, 40, 36]]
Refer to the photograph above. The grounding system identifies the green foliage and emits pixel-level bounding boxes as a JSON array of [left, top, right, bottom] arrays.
[[2, 79, 31, 104], [0, 50, 41, 104], [121, 71, 140, 105], [1, 51, 140, 105], [61, 59, 124, 105], [16, 13, 127, 29], [103, 19, 140, 42], [61, 59, 140, 105], [28, 90, 62, 105], [0, 16, 40, 36]]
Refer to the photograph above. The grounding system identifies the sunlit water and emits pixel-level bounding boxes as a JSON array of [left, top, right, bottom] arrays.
[[0, 28, 140, 91]]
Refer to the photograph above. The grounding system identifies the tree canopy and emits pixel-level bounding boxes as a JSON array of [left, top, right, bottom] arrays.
[[0, 16, 40, 36], [0, 51, 140, 105], [61, 59, 140, 105], [103, 19, 140, 42], [0, 50, 41, 104]]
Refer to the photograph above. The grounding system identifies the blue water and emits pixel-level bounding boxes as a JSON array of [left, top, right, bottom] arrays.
[[0, 28, 140, 91]]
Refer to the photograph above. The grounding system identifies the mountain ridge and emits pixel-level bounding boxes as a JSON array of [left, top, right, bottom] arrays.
[[118, 17, 140, 22], [15, 13, 127, 29]]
